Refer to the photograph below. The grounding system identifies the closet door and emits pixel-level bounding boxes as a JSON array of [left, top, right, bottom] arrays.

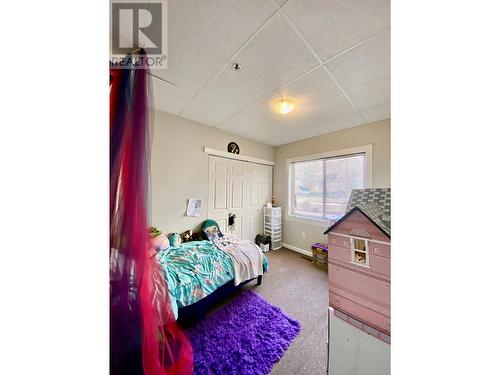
[[208, 156, 230, 233], [245, 162, 262, 242], [209, 156, 273, 241], [228, 160, 245, 238], [261, 164, 273, 206], [245, 162, 273, 242]]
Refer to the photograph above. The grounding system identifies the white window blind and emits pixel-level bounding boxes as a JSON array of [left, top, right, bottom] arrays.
[[289, 153, 366, 222]]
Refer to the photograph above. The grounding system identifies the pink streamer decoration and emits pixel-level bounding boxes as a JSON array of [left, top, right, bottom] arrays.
[[110, 58, 193, 375]]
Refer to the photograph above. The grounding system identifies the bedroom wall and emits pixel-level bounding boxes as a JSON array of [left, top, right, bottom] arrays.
[[151, 110, 274, 234], [273, 119, 391, 254]]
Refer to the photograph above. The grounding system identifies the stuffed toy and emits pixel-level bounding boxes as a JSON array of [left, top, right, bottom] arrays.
[[167, 232, 182, 247], [180, 229, 192, 243], [151, 233, 170, 252], [149, 226, 163, 238], [201, 219, 223, 241], [191, 232, 203, 241]]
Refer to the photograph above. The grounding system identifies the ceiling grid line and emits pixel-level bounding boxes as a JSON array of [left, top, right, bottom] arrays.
[[214, 63, 325, 128], [213, 28, 389, 128], [148, 73, 181, 88], [276, 1, 367, 122], [321, 27, 390, 67], [177, 1, 290, 117], [150, 1, 390, 146]]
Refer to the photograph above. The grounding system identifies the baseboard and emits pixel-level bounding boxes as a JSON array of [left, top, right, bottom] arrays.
[[282, 242, 313, 257]]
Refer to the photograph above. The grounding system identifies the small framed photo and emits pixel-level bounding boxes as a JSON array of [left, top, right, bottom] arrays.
[[186, 198, 201, 217]]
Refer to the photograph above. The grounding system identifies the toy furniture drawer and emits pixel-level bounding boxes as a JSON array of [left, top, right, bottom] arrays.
[[329, 292, 390, 334], [328, 234, 350, 248], [369, 242, 390, 258]]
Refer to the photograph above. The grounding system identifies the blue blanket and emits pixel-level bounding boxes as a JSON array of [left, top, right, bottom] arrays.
[[156, 240, 268, 319]]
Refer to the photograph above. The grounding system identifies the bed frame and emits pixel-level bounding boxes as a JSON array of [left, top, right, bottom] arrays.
[[177, 275, 262, 327]]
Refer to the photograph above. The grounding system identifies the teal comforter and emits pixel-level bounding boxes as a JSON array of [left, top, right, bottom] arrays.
[[156, 240, 268, 319]]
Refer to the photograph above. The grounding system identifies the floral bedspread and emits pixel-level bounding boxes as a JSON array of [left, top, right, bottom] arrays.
[[156, 240, 268, 319]]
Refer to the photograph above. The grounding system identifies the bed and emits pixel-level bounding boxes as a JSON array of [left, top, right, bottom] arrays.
[[156, 239, 269, 323]]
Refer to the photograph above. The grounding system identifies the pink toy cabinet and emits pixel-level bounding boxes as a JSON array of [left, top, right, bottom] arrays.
[[324, 188, 391, 342]]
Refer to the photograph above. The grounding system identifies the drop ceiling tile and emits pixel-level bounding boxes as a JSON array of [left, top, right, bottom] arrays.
[[284, 0, 390, 61], [244, 93, 362, 145], [181, 14, 319, 126], [218, 67, 343, 134], [360, 102, 390, 123], [349, 77, 390, 111], [217, 91, 283, 135], [283, 97, 364, 139], [326, 28, 390, 92], [243, 124, 283, 145], [278, 111, 364, 145], [274, 0, 289, 7], [280, 66, 345, 105], [150, 75, 193, 114], [152, 0, 278, 93], [310, 112, 365, 136]]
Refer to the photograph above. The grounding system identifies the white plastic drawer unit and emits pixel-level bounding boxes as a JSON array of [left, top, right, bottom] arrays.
[[264, 223, 281, 230], [264, 207, 282, 216], [265, 216, 281, 225], [266, 234, 282, 242], [264, 227, 281, 234], [271, 240, 282, 250], [264, 207, 282, 250]]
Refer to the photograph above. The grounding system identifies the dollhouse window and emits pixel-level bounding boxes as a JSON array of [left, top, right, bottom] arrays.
[[351, 238, 369, 266]]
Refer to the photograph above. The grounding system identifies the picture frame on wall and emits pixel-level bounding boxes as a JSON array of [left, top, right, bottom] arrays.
[[186, 198, 201, 217]]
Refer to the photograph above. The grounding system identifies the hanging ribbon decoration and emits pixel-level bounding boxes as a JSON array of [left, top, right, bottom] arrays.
[[110, 54, 193, 375]]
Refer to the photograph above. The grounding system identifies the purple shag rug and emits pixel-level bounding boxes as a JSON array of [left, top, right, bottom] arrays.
[[187, 290, 301, 375]]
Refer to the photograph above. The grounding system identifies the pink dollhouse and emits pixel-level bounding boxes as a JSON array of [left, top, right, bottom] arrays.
[[324, 188, 391, 343]]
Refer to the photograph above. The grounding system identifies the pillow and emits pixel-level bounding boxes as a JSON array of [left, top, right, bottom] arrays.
[[151, 233, 170, 252], [168, 232, 182, 247]]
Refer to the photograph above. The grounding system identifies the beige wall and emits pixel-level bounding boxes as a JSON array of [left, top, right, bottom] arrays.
[[273, 119, 390, 252], [151, 110, 274, 234]]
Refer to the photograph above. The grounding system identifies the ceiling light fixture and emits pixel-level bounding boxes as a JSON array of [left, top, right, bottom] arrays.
[[275, 98, 295, 115]]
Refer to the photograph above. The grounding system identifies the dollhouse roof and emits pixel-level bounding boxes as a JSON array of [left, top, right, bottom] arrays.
[[324, 188, 391, 237]]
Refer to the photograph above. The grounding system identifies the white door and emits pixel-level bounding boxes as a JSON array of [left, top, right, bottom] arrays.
[[208, 156, 230, 233], [261, 164, 273, 207], [245, 163, 273, 242], [228, 159, 245, 238], [245, 162, 261, 242], [209, 155, 272, 242]]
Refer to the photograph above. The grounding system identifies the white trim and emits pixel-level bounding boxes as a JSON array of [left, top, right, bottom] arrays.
[[204, 146, 274, 166], [350, 237, 370, 267], [329, 232, 390, 245], [349, 261, 371, 269], [285, 144, 373, 224], [286, 214, 330, 227], [282, 242, 313, 257]]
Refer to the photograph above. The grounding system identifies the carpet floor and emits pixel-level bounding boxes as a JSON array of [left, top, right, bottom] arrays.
[[204, 248, 329, 374]]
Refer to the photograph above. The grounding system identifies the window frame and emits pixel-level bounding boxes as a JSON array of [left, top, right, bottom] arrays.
[[286, 145, 373, 227], [350, 237, 370, 267]]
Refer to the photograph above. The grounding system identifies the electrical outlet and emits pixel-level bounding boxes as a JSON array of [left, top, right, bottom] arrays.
[[301, 232, 306, 239]]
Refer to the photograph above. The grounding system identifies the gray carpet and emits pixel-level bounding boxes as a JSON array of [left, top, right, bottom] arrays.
[[210, 247, 329, 374]]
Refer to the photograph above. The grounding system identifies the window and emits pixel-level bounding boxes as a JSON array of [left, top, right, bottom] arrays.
[[351, 237, 369, 266], [288, 151, 367, 222]]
